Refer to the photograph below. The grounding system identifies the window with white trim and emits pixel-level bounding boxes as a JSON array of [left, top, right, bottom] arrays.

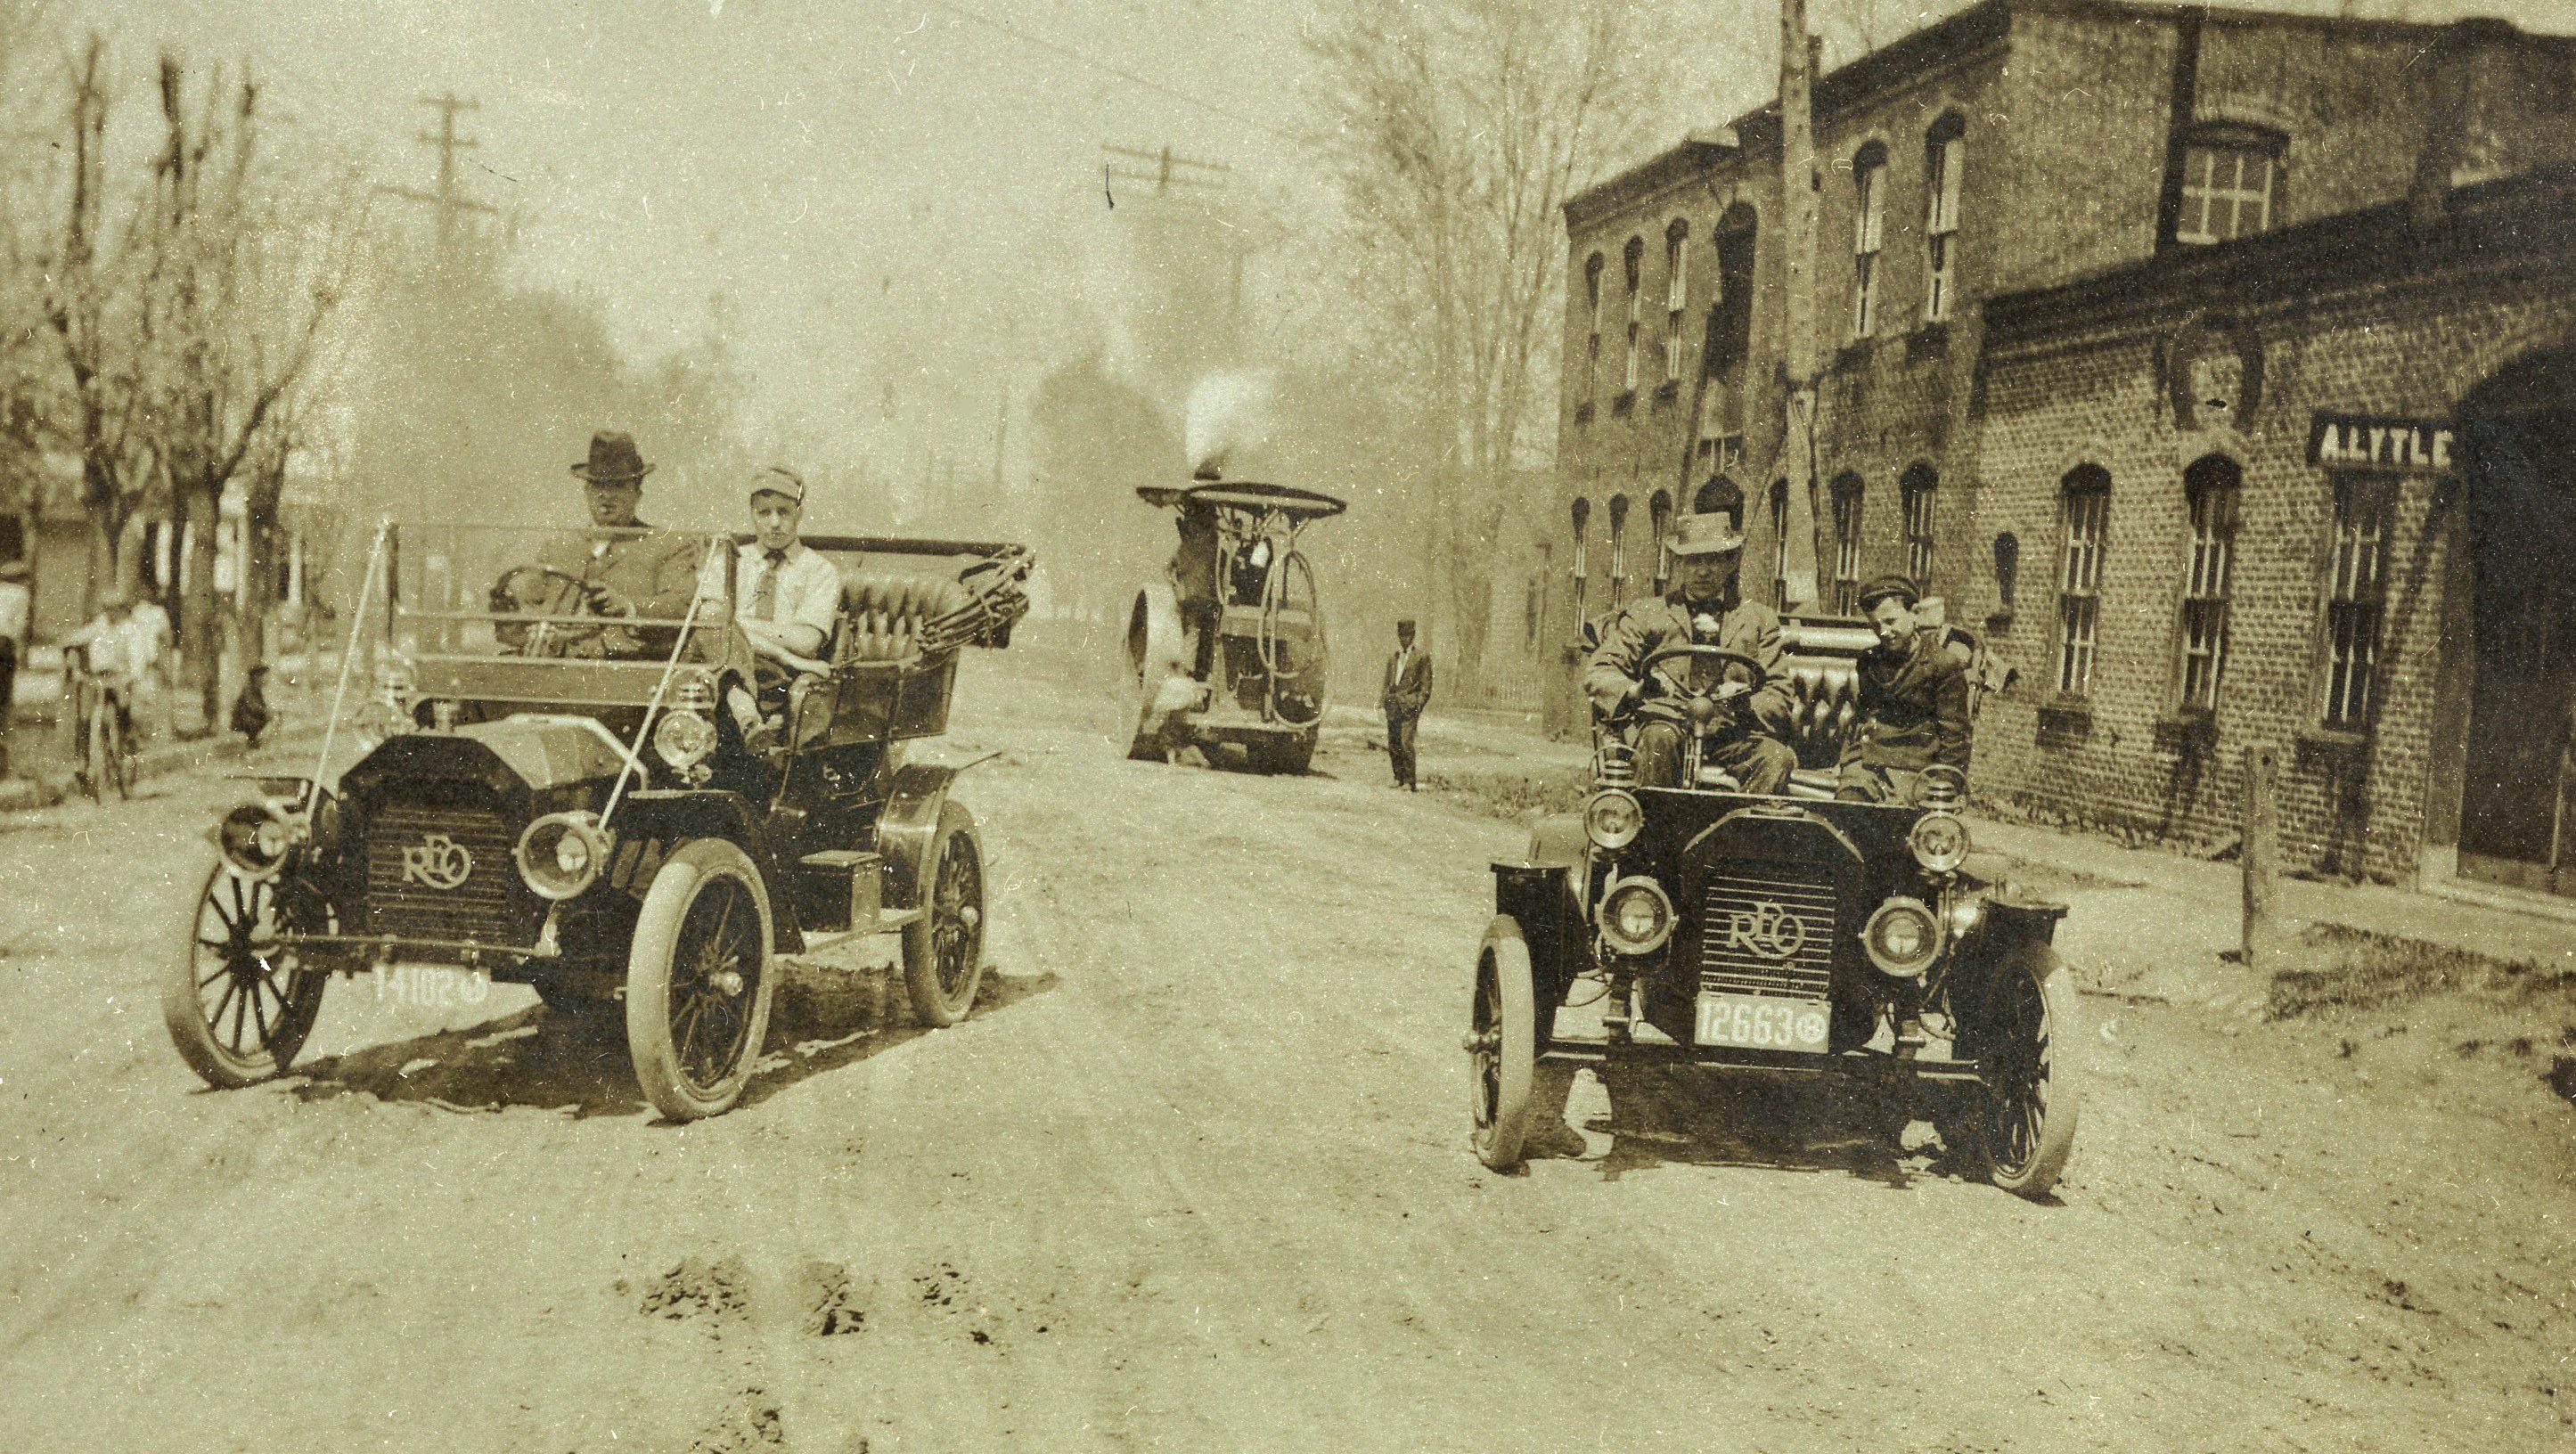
[[1607, 494, 1631, 609], [2056, 468, 2109, 696], [2177, 455, 2239, 712], [2321, 476, 2392, 731], [1569, 496, 1591, 632], [1622, 236, 1644, 396], [1582, 252, 1605, 401], [1663, 219, 1689, 385], [1901, 465, 1937, 584], [1851, 143, 1887, 339], [2178, 126, 2282, 245], [1830, 475, 1863, 615], [1648, 489, 1673, 591], [1924, 117, 1964, 323]]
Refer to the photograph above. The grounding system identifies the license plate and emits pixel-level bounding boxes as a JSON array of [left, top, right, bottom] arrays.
[[1695, 992, 1829, 1052]]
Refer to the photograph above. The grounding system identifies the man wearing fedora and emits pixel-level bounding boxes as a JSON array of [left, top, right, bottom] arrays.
[[496, 430, 705, 658], [1382, 617, 1432, 790], [1836, 573, 1971, 805], [1582, 512, 1798, 794]]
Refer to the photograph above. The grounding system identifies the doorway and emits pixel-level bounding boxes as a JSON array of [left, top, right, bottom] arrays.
[[2457, 350, 2576, 896]]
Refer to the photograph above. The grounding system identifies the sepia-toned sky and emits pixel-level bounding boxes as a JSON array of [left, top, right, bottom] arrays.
[[67, 0, 2576, 466]]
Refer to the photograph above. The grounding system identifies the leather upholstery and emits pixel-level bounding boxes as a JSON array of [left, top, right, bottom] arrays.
[[1775, 620, 1873, 769], [834, 568, 970, 663]]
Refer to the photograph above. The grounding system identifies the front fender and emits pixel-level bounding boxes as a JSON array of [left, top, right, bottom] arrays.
[[617, 789, 805, 954], [876, 762, 959, 911]]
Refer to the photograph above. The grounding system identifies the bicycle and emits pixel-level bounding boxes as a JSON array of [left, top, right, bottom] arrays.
[[64, 649, 136, 804]]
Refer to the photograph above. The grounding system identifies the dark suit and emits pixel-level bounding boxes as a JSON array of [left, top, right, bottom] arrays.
[[1582, 592, 1799, 793], [500, 524, 703, 658], [1383, 645, 1433, 788], [1836, 629, 1972, 805]]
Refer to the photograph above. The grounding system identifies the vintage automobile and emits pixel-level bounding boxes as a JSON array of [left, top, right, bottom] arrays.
[[163, 520, 1030, 1119], [1124, 472, 1344, 773], [1467, 623, 2080, 1197]]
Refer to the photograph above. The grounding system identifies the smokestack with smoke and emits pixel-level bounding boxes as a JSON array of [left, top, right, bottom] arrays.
[[1183, 370, 1277, 481]]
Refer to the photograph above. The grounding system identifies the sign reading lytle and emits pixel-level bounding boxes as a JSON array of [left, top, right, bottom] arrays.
[[2308, 413, 2456, 474]]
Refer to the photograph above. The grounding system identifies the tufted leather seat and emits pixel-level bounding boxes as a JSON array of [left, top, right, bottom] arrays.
[[1774, 620, 1874, 769], [835, 569, 971, 664]]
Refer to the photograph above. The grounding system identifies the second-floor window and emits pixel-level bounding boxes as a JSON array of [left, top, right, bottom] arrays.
[[2178, 455, 2239, 712], [2178, 126, 2281, 245], [2321, 477, 2392, 731], [1901, 465, 1937, 584], [1622, 237, 1644, 396], [1830, 476, 1864, 614], [1664, 219, 1689, 386], [2057, 468, 2110, 696], [1924, 117, 1964, 323], [1851, 143, 1887, 339], [1582, 252, 1606, 399]]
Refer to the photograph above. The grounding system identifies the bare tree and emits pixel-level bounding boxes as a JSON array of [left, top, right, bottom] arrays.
[[1304, 0, 1663, 698], [138, 54, 358, 729]]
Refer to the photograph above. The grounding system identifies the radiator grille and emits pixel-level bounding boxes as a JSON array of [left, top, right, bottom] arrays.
[[362, 797, 526, 945], [1695, 862, 1837, 1001]]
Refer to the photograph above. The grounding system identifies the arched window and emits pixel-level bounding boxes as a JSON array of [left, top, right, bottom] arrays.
[[1648, 489, 1673, 590], [1621, 236, 1645, 396], [1569, 496, 1592, 628], [1851, 141, 1888, 339], [1695, 475, 1743, 526], [2056, 467, 2111, 695], [1900, 463, 1938, 584], [1829, 473, 1864, 614], [1663, 218, 1689, 385], [1582, 252, 1606, 399], [1770, 478, 1792, 610], [1924, 114, 1965, 323], [1607, 494, 1631, 607], [2177, 454, 2241, 711]]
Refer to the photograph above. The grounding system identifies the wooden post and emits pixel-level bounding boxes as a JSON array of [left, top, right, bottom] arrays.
[[2242, 743, 2280, 968], [1776, 0, 1821, 610]]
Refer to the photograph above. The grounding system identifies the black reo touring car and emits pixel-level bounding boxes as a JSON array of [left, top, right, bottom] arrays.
[[1468, 630, 2081, 1197], [165, 520, 1030, 1119]]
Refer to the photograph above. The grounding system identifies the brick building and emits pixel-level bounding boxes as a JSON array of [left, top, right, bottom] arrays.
[[1548, 0, 2576, 898]]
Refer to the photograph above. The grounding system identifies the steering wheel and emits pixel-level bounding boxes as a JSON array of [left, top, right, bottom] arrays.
[[1630, 643, 1768, 730], [490, 565, 604, 658]]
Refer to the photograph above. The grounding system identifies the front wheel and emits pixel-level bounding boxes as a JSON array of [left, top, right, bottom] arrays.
[[1468, 916, 1537, 1171], [1953, 945, 2081, 1197], [626, 838, 776, 1121], [902, 800, 986, 1027], [164, 861, 330, 1087]]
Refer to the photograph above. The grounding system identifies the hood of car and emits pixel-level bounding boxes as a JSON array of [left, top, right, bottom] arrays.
[[341, 715, 634, 801]]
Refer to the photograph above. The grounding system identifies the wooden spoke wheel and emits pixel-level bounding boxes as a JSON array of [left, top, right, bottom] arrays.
[[164, 861, 330, 1087], [1959, 948, 2081, 1197], [1468, 916, 1536, 1172], [902, 800, 987, 1027], [626, 838, 776, 1121]]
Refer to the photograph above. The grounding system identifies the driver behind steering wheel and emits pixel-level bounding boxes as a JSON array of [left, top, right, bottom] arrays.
[[1581, 511, 1797, 794], [494, 430, 703, 659]]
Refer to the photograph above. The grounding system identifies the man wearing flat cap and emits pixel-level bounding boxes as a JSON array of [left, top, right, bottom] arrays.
[[1382, 617, 1432, 790], [497, 430, 705, 658], [1582, 513, 1798, 793], [727, 465, 842, 753], [1836, 573, 1972, 805]]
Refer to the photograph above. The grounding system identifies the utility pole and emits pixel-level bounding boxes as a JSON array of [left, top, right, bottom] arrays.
[[374, 93, 496, 260], [1776, 0, 1823, 610], [1101, 142, 1247, 340]]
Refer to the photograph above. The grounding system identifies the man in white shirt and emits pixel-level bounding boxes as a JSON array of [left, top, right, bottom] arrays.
[[728, 466, 842, 755], [64, 587, 137, 745]]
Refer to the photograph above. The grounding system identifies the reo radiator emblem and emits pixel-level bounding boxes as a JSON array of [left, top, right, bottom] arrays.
[[401, 832, 475, 891], [1717, 901, 1809, 961]]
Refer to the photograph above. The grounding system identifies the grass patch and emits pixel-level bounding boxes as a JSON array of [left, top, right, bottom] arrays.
[[1423, 762, 1589, 826], [2264, 923, 2575, 1021]]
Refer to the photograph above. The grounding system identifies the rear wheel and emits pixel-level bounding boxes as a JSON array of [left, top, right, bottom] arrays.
[[1468, 916, 1536, 1171], [1953, 947, 2081, 1197], [626, 838, 775, 1121], [902, 800, 986, 1026], [164, 861, 330, 1087]]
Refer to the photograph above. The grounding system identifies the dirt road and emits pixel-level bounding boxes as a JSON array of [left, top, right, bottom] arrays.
[[2, 665, 2570, 1452]]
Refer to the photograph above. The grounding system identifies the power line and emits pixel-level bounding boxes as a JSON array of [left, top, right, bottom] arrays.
[[911, 0, 1304, 146]]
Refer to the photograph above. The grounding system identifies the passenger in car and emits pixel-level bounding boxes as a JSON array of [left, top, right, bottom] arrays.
[[727, 465, 842, 756], [1836, 574, 1972, 805], [1582, 512, 1798, 794]]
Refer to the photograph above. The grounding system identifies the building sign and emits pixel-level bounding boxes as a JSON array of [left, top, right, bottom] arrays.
[[2309, 413, 2454, 473]]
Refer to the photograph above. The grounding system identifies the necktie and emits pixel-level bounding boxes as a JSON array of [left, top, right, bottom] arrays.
[[752, 549, 785, 619]]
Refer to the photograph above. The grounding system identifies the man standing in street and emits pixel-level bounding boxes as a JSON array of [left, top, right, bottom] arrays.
[[0, 560, 29, 773], [1582, 513, 1799, 793], [1836, 574, 1971, 805], [1382, 617, 1432, 790], [728, 465, 842, 755]]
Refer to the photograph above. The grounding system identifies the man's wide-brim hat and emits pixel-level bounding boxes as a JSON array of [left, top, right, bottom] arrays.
[[571, 429, 654, 484], [1666, 511, 1744, 557]]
